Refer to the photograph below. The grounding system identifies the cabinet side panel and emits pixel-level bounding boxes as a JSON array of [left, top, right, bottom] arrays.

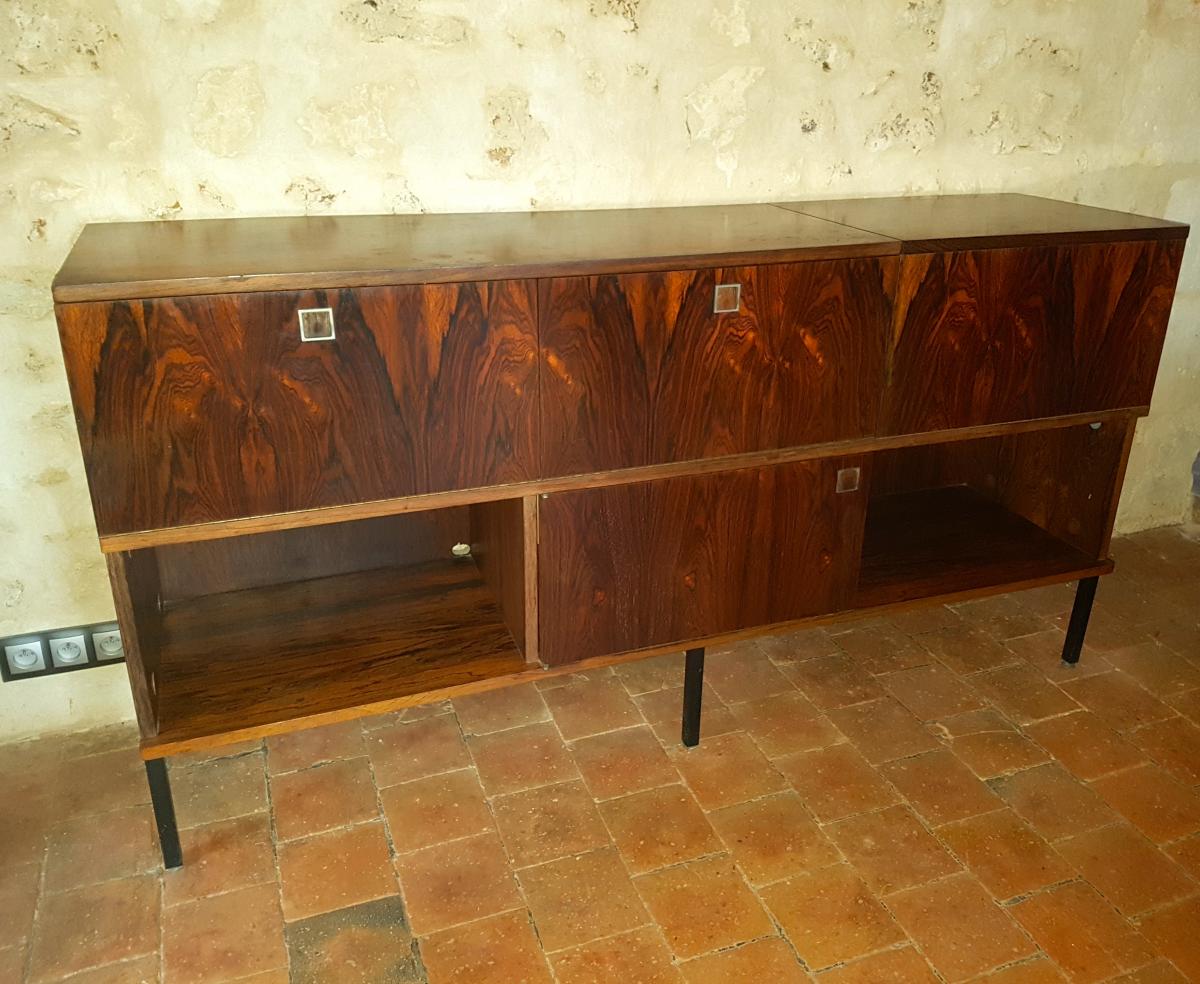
[[994, 421, 1133, 560], [106, 550, 162, 737], [537, 459, 867, 665], [469, 498, 529, 657]]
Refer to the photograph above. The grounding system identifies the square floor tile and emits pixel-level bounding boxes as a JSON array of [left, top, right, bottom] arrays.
[[418, 908, 553, 984], [882, 747, 1001, 825], [885, 873, 1036, 983], [380, 768, 493, 855], [929, 709, 1050, 779], [1135, 897, 1200, 981], [635, 855, 773, 960], [1025, 711, 1146, 780], [1090, 763, 1200, 842], [600, 784, 722, 874], [1009, 881, 1153, 983], [1057, 672, 1174, 734], [1054, 824, 1195, 915], [517, 847, 648, 953], [936, 808, 1073, 900], [28, 875, 161, 983], [467, 721, 579, 796], [393, 830, 520, 935], [668, 732, 786, 810], [828, 697, 941, 763], [491, 779, 610, 867], [278, 822, 397, 922], [702, 645, 794, 703], [552, 927, 683, 984], [266, 721, 365, 774], [817, 946, 939, 983], [43, 804, 158, 893], [541, 678, 642, 740], [270, 756, 380, 841], [990, 762, 1117, 841], [366, 715, 470, 787], [759, 863, 904, 971], [825, 803, 960, 894], [163, 883, 287, 984], [569, 725, 678, 800], [451, 685, 550, 736], [881, 661, 986, 720], [708, 791, 839, 886], [165, 813, 276, 906], [775, 742, 898, 822], [285, 895, 421, 984], [726, 691, 841, 758]]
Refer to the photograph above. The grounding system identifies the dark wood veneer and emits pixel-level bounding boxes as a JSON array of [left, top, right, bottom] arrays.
[[883, 241, 1184, 434], [58, 281, 539, 535], [539, 258, 895, 475], [537, 458, 868, 665]]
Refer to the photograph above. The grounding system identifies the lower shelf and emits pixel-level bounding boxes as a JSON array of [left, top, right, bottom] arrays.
[[856, 485, 1112, 608], [149, 560, 526, 756]]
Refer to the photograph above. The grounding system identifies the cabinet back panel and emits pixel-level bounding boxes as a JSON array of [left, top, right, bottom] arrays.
[[538, 258, 895, 476], [537, 458, 868, 665], [57, 281, 539, 535]]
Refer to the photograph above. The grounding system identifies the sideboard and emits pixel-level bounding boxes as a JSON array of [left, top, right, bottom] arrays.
[[53, 194, 1188, 867]]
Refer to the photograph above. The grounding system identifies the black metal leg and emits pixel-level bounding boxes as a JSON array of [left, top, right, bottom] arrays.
[[1061, 576, 1099, 666], [145, 758, 183, 869], [681, 647, 705, 748]]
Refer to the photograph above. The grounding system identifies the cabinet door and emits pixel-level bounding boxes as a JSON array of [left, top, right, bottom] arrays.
[[882, 240, 1184, 434], [538, 258, 894, 476], [537, 458, 868, 665], [57, 282, 539, 535]]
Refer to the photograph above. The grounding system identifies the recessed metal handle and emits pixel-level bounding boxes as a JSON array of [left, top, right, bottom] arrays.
[[836, 467, 861, 493], [298, 307, 336, 342], [714, 283, 741, 314]]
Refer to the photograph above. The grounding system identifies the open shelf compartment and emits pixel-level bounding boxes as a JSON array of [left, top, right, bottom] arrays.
[[854, 420, 1130, 608], [129, 501, 536, 756]]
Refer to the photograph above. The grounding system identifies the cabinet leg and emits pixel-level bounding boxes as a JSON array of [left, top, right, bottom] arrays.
[[145, 758, 183, 870], [681, 647, 705, 748], [1061, 576, 1099, 666]]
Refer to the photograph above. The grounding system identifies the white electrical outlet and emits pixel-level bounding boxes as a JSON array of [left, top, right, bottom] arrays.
[[5, 638, 47, 675], [48, 632, 89, 668], [92, 625, 124, 661]]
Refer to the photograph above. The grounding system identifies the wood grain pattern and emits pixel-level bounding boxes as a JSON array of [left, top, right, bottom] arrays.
[[53, 204, 898, 302], [154, 509, 469, 603], [58, 281, 539, 535], [539, 258, 895, 475], [150, 561, 523, 754], [93, 407, 1145, 554], [537, 459, 868, 665], [106, 550, 163, 737], [469, 497, 529, 658], [774, 194, 1188, 252], [883, 241, 1184, 434], [856, 485, 1100, 608]]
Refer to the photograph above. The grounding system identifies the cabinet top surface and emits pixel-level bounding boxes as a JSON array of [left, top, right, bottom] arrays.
[[52, 202, 896, 303], [776, 193, 1188, 252], [53, 194, 1188, 303]]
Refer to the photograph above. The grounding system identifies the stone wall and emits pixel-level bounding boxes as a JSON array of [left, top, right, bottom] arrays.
[[1, 0, 1197, 737]]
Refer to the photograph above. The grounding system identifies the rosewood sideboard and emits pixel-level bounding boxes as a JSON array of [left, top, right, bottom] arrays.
[[52, 194, 1188, 867]]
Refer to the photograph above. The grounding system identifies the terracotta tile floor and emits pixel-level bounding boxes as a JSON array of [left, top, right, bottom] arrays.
[[2, 525, 1199, 983]]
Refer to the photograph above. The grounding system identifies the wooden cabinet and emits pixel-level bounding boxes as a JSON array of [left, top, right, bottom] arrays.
[[57, 281, 539, 534], [49, 194, 1188, 869], [537, 458, 868, 664], [539, 258, 895, 476], [882, 241, 1184, 434]]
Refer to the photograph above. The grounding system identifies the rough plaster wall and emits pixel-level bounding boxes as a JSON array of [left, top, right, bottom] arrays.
[[0, 0, 1197, 737]]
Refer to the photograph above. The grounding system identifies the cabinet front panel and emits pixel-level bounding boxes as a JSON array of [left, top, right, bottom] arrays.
[[883, 240, 1184, 434], [538, 258, 895, 477], [537, 458, 868, 665], [57, 282, 539, 534]]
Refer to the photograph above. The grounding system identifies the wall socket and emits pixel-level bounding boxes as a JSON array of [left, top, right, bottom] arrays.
[[0, 622, 124, 682]]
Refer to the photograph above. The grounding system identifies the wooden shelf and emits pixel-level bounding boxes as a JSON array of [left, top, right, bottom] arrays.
[[147, 560, 525, 757], [855, 486, 1112, 608]]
